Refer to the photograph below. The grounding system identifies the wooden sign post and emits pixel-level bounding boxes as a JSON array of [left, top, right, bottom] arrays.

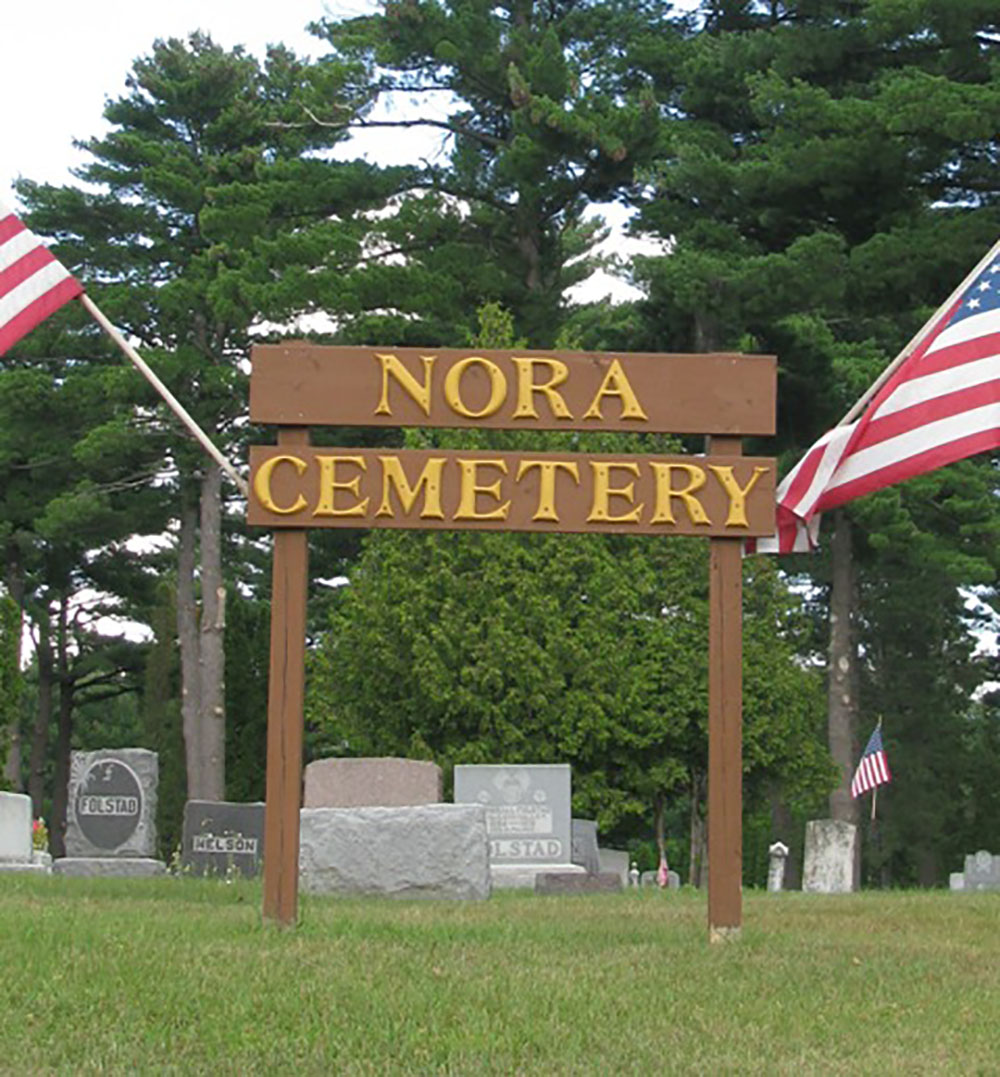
[[248, 344, 776, 938]]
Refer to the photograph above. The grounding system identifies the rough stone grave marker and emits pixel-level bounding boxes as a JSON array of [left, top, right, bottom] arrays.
[[182, 800, 265, 878], [571, 818, 600, 875], [802, 819, 857, 894]]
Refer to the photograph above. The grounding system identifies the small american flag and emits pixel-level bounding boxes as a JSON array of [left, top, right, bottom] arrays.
[[850, 723, 891, 799], [753, 238, 1000, 553], [0, 201, 83, 356]]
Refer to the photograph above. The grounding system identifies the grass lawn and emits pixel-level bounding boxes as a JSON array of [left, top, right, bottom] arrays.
[[0, 875, 997, 1075]]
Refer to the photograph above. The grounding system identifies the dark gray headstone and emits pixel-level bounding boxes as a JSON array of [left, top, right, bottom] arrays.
[[535, 872, 623, 895], [65, 749, 158, 858], [571, 819, 600, 875], [182, 800, 265, 878], [453, 764, 572, 867]]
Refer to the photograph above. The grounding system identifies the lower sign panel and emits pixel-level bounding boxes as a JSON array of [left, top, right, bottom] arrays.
[[248, 447, 775, 537]]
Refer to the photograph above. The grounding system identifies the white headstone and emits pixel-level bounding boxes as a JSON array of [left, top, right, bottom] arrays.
[[767, 841, 790, 892], [802, 819, 857, 893], [0, 791, 32, 863]]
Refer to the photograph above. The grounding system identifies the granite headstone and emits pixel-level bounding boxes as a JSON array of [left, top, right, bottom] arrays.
[[303, 757, 442, 808], [571, 818, 601, 875], [182, 800, 265, 878], [453, 764, 582, 888], [55, 749, 165, 877]]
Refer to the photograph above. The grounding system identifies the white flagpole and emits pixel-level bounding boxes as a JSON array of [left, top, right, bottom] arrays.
[[80, 294, 249, 499], [839, 236, 1000, 428]]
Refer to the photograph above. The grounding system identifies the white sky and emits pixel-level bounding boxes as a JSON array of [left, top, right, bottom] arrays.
[[1, 0, 657, 304]]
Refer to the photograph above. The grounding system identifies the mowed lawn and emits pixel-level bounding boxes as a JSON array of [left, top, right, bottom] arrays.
[[0, 876, 996, 1075]]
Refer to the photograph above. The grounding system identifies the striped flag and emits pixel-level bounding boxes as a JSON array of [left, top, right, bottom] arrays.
[[0, 201, 83, 356], [754, 239, 1000, 553], [850, 723, 891, 799]]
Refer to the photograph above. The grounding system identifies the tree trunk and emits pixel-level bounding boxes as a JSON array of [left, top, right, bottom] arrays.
[[688, 771, 707, 887], [2, 558, 25, 790], [198, 462, 226, 801], [28, 612, 54, 817], [654, 793, 667, 869], [177, 485, 203, 799], [50, 596, 73, 859], [827, 510, 859, 829]]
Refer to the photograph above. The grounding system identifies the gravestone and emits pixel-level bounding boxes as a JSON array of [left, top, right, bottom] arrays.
[[640, 869, 681, 889], [767, 841, 790, 892], [303, 757, 442, 808], [963, 850, 1000, 891], [802, 819, 857, 894], [298, 804, 490, 900], [181, 801, 265, 878], [949, 872, 965, 891], [0, 791, 49, 874], [535, 871, 622, 895], [453, 764, 583, 888], [54, 749, 165, 877], [571, 818, 600, 875], [598, 847, 630, 885]]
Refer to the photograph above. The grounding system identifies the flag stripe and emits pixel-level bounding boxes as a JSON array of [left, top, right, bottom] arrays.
[[0, 276, 82, 355], [0, 203, 83, 356], [0, 213, 26, 247], [0, 245, 61, 300]]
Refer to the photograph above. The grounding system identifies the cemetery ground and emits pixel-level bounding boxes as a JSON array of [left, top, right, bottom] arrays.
[[1, 878, 996, 1076]]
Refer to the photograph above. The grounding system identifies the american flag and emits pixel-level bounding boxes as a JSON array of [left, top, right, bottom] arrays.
[[754, 239, 1000, 553], [0, 201, 82, 356], [850, 723, 891, 798]]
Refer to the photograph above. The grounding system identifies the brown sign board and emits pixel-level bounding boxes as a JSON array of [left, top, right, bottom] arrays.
[[249, 343, 776, 436], [248, 447, 776, 537]]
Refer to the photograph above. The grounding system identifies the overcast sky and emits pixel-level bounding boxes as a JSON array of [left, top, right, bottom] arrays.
[[2, 0, 656, 302], [1, 0, 387, 204]]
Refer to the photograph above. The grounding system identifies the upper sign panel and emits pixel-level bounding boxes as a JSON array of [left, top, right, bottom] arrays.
[[249, 344, 776, 436]]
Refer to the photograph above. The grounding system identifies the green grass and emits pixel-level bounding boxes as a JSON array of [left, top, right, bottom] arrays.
[[1, 877, 997, 1075]]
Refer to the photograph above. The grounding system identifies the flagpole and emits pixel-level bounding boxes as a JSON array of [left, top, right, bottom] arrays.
[[871, 786, 877, 823], [839, 237, 1000, 428], [80, 294, 250, 499]]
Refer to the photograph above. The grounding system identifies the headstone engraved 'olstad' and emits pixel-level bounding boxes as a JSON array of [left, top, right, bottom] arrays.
[[55, 749, 165, 876], [454, 764, 582, 887], [182, 801, 265, 878]]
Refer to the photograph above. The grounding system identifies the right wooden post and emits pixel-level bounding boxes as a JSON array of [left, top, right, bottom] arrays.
[[707, 434, 744, 942]]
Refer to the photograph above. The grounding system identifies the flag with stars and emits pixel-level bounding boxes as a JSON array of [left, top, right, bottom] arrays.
[[850, 723, 891, 799], [753, 242, 1000, 552]]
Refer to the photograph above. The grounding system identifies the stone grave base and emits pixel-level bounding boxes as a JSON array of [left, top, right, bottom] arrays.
[[299, 804, 490, 900], [490, 862, 586, 890], [53, 857, 166, 877], [535, 871, 622, 895]]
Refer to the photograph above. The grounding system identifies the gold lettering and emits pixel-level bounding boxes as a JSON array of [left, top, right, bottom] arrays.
[[515, 459, 580, 521], [374, 352, 435, 417], [443, 357, 506, 419], [314, 455, 369, 517], [650, 463, 710, 525], [587, 461, 643, 523], [455, 459, 510, 520], [583, 359, 648, 421], [511, 357, 573, 420], [376, 456, 446, 519], [709, 465, 770, 528], [253, 455, 308, 515]]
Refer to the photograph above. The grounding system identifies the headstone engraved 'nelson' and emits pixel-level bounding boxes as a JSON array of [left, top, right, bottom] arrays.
[[182, 801, 265, 878]]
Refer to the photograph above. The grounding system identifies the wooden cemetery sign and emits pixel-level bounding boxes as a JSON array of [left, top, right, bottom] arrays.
[[248, 342, 777, 939]]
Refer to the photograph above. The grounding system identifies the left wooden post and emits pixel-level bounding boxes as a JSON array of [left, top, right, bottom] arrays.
[[262, 426, 309, 927]]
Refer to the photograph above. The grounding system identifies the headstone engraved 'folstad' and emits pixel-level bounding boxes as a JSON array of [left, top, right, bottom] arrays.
[[75, 759, 143, 851]]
